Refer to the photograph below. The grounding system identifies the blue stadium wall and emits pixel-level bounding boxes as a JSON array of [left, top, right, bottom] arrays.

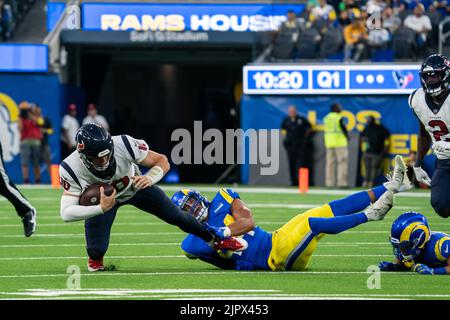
[[240, 94, 437, 185], [0, 74, 84, 184]]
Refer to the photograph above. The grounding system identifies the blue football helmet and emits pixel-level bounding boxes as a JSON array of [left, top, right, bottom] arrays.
[[75, 123, 116, 179], [390, 212, 431, 261], [420, 54, 450, 97], [171, 189, 209, 222]]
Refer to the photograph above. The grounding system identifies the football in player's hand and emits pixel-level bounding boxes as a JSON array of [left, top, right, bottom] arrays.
[[79, 183, 115, 206]]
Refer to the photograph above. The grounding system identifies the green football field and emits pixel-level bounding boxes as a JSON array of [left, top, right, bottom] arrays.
[[0, 185, 449, 300]]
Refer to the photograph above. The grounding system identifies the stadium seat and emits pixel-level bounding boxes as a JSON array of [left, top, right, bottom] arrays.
[[296, 28, 321, 60], [270, 32, 295, 60], [398, 9, 413, 22], [425, 10, 442, 48], [392, 26, 417, 60], [319, 27, 343, 59]]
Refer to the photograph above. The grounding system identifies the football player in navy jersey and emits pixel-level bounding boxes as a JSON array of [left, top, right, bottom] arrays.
[[172, 156, 412, 271], [410, 54, 450, 218], [59, 123, 243, 271]]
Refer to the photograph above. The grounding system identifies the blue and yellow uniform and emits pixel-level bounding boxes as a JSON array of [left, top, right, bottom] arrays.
[[181, 188, 351, 271], [410, 232, 450, 268]]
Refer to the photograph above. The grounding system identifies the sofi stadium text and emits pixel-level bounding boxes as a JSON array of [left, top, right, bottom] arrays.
[[179, 304, 269, 317]]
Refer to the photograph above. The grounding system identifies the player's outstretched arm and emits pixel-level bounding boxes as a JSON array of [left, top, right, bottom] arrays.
[[132, 150, 170, 189], [60, 187, 116, 222], [412, 255, 450, 275], [378, 258, 408, 272]]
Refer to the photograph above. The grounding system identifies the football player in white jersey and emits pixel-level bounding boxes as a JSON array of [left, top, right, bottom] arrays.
[[409, 54, 450, 218], [59, 123, 244, 271]]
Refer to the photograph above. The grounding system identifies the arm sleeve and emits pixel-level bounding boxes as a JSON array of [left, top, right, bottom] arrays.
[[439, 239, 450, 261], [181, 236, 240, 270], [59, 166, 82, 196], [218, 188, 240, 206], [122, 135, 150, 164], [60, 195, 103, 222], [408, 89, 418, 109]]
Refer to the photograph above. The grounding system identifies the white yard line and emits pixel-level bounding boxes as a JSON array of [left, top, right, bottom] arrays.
[[15, 184, 431, 198], [0, 270, 410, 279], [0, 254, 391, 261], [0, 241, 392, 248]]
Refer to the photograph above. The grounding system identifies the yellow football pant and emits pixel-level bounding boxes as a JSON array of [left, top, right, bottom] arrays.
[[267, 204, 334, 271]]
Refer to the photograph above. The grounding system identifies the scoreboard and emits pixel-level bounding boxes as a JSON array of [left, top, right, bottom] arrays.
[[243, 64, 421, 95]]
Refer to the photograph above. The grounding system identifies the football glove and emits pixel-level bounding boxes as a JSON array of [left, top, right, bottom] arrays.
[[432, 141, 450, 159], [412, 263, 434, 275], [413, 166, 431, 186], [378, 261, 403, 272], [204, 222, 231, 240]]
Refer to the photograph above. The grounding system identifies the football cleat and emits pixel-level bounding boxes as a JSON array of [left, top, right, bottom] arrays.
[[22, 208, 37, 237], [88, 257, 105, 272], [365, 191, 394, 221], [214, 238, 246, 252], [384, 155, 412, 193]]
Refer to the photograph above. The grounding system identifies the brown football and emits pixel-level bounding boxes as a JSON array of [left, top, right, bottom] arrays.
[[79, 183, 115, 206]]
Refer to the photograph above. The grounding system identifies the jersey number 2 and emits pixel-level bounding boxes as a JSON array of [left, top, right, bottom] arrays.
[[429, 120, 450, 142]]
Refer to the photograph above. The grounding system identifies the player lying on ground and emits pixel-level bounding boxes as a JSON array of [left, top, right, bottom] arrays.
[[171, 156, 411, 271], [59, 123, 242, 272], [378, 211, 450, 275]]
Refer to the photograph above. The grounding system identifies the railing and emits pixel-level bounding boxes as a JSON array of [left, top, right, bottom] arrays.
[[43, 0, 80, 73], [438, 16, 450, 54]]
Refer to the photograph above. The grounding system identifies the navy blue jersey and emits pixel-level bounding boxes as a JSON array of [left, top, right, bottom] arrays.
[[181, 188, 272, 270]]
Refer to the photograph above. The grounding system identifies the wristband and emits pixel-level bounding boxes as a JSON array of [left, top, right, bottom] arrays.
[[146, 166, 164, 185]]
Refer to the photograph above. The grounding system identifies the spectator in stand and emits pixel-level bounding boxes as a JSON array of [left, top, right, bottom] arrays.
[[310, 0, 338, 33], [368, 18, 391, 52], [433, 0, 450, 16], [61, 104, 80, 160], [382, 6, 402, 35], [366, 0, 387, 14], [18, 102, 43, 184], [35, 105, 53, 178], [82, 103, 110, 130], [310, 0, 338, 22], [403, 3, 432, 57], [344, 13, 368, 62], [338, 0, 361, 26], [360, 116, 390, 188]]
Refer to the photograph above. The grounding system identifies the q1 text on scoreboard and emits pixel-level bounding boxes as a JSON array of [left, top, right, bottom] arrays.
[[243, 64, 421, 95]]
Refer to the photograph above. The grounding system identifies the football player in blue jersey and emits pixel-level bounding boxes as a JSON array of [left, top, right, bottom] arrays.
[[378, 211, 450, 275], [171, 156, 412, 271]]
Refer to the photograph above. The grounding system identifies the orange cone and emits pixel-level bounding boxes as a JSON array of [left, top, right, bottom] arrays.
[[51, 164, 60, 189], [299, 168, 309, 193]]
